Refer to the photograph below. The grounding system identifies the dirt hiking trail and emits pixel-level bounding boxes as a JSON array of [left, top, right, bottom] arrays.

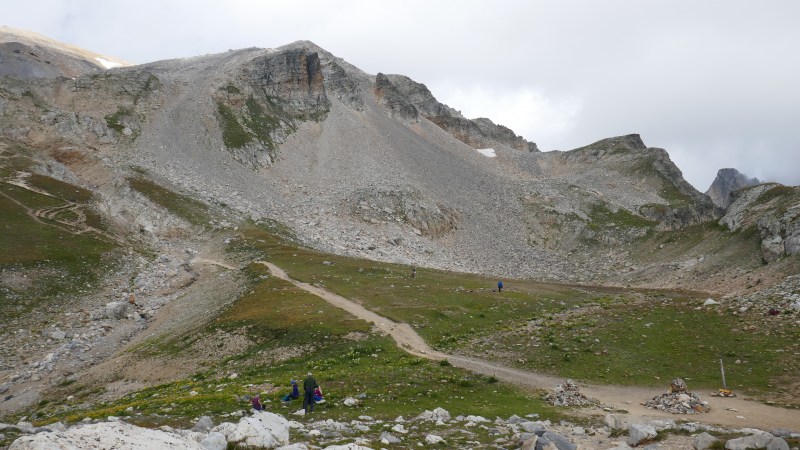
[[260, 261, 800, 431]]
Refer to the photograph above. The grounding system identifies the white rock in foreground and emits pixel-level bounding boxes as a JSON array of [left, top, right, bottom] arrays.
[[212, 411, 289, 448], [323, 445, 373, 450], [9, 421, 206, 449], [627, 423, 657, 446], [425, 433, 445, 444], [414, 407, 451, 422]]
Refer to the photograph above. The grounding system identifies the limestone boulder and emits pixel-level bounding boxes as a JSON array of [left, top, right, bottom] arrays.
[[9, 421, 205, 449], [211, 411, 289, 448], [627, 423, 657, 446]]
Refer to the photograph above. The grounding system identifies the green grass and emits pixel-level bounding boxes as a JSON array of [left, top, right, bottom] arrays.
[[0, 185, 112, 265], [28, 173, 94, 202], [225, 224, 798, 403], [36, 262, 561, 435], [216, 102, 252, 149], [14, 220, 798, 442], [0, 182, 118, 321], [489, 297, 797, 392], [755, 184, 800, 215], [755, 184, 795, 204], [230, 225, 591, 350], [0, 147, 118, 316], [216, 95, 293, 153], [127, 176, 210, 226], [105, 106, 132, 133], [244, 96, 283, 150]]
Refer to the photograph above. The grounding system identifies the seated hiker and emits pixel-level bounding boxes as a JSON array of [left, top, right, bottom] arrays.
[[282, 380, 300, 401], [313, 385, 324, 403], [251, 393, 265, 411]]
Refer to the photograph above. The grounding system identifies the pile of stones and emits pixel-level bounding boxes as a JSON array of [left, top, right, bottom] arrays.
[[545, 379, 596, 406], [644, 378, 709, 414]]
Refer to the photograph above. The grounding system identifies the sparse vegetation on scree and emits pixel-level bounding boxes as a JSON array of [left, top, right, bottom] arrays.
[[2, 207, 797, 437], [0, 148, 119, 322], [26, 253, 562, 442], [126, 174, 211, 227], [233, 225, 798, 406], [26, 221, 793, 436]]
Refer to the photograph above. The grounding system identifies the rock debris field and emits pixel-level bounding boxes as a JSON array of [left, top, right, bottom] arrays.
[[4, 406, 798, 450]]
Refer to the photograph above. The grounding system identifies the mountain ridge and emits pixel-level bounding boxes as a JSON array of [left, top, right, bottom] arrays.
[[1, 33, 796, 290], [0, 26, 129, 79], [1, 29, 799, 445]]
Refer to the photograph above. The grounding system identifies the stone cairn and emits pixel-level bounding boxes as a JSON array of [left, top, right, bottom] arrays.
[[644, 378, 709, 414], [545, 379, 596, 406]]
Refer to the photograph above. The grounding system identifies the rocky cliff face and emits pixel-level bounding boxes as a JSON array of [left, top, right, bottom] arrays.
[[376, 73, 539, 152], [540, 134, 721, 231], [705, 168, 760, 209], [722, 183, 800, 262], [213, 48, 331, 167], [0, 31, 792, 295]]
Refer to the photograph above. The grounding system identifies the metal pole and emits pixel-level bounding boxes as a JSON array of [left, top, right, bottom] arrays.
[[720, 358, 727, 389]]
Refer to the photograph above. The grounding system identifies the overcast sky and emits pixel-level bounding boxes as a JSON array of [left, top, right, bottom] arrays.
[[6, 0, 799, 189]]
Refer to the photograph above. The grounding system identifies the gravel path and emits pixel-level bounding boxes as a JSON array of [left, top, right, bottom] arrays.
[[260, 260, 800, 431]]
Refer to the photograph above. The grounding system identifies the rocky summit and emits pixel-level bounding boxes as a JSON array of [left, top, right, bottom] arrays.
[[705, 168, 760, 209], [0, 27, 799, 450]]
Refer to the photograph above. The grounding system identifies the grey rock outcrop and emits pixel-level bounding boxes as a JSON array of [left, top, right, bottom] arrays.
[[472, 117, 539, 152], [721, 183, 800, 261], [556, 135, 722, 230], [692, 432, 719, 450], [705, 168, 759, 209], [413, 407, 451, 422], [192, 416, 214, 433], [765, 436, 791, 450], [538, 431, 577, 450], [605, 414, 627, 430], [374, 73, 420, 121], [379, 431, 401, 444], [104, 302, 129, 320], [627, 423, 657, 446], [376, 73, 538, 152], [213, 47, 331, 168], [724, 432, 787, 450], [348, 187, 459, 237]]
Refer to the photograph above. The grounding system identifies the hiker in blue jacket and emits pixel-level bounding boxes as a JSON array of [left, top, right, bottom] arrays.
[[497, 280, 503, 293], [282, 380, 299, 402]]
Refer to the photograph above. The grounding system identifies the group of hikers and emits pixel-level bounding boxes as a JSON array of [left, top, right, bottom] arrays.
[[250, 372, 323, 414], [249, 273, 506, 416]]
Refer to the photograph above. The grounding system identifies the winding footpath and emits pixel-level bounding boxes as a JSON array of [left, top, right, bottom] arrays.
[[258, 261, 800, 431]]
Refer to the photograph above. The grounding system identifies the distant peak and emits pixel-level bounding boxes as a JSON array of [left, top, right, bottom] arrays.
[[281, 40, 324, 51], [0, 26, 128, 64], [705, 167, 760, 209]]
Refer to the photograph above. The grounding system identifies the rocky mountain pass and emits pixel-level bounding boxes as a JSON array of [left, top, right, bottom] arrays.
[[0, 27, 799, 449]]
